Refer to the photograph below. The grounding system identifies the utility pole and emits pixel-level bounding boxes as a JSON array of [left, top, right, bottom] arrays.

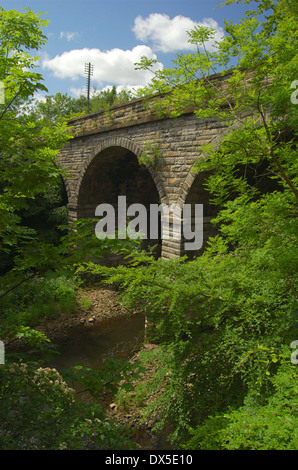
[[85, 62, 94, 113]]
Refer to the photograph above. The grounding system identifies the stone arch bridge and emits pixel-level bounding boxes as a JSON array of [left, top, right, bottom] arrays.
[[57, 92, 228, 260]]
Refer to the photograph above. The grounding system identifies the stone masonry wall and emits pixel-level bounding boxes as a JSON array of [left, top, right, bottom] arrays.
[[57, 91, 229, 259]]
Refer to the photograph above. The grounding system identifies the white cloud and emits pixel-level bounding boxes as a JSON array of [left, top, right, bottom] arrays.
[[59, 32, 80, 42], [132, 13, 224, 53], [17, 92, 47, 116], [42, 45, 162, 88], [69, 86, 86, 98], [32, 92, 47, 103]]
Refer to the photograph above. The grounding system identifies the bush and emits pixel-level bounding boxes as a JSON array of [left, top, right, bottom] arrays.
[[0, 273, 79, 326], [0, 362, 134, 450], [186, 361, 298, 450]]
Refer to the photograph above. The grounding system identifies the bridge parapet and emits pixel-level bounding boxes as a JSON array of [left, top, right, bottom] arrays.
[[68, 94, 166, 138]]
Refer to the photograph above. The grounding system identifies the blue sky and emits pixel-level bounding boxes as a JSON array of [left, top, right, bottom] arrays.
[[2, 0, 250, 98]]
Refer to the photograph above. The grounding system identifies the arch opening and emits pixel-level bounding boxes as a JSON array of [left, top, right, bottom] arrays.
[[77, 145, 162, 263], [182, 171, 220, 259], [181, 161, 282, 259]]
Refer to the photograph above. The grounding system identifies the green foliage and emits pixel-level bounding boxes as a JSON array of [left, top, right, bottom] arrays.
[[88, 85, 133, 113], [0, 272, 78, 326], [19, 182, 68, 244], [115, 346, 162, 411], [97, 193, 297, 444], [63, 356, 145, 400], [106, 0, 298, 448], [0, 322, 139, 449], [137, 142, 161, 168], [185, 361, 298, 450], [0, 217, 139, 322], [26, 92, 83, 124], [1, 325, 58, 363], [0, 6, 48, 111], [0, 361, 134, 450], [1, 1, 297, 451], [27, 86, 133, 125], [78, 296, 92, 310], [0, 6, 73, 275]]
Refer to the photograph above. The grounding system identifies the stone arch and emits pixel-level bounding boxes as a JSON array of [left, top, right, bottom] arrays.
[[177, 122, 230, 208], [180, 167, 219, 258], [177, 126, 232, 258], [75, 137, 166, 259], [177, 166, 198, 208], [60, 174, 72, 207], [73, 137, 168, 208]]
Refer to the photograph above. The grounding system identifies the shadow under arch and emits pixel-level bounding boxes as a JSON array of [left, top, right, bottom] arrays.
[[60, 172, 72, 210], [179, 156, 281, 260], [76, 138, 165, 261], [73, 137, 168, 208], [179, 167, 220, 259]]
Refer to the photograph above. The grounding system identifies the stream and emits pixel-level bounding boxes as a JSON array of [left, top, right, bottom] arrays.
[[50, 314, 145, 371], [49, 314, 171, 449]]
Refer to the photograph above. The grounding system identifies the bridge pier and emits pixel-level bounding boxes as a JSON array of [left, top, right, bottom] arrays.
[[161, 239, 183, 259], [67, 205, 79, 225], [67, 203, 184, 260], [65, 188, 216, 262]]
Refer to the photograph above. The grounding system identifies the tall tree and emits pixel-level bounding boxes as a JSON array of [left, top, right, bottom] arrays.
[[97, 0, 298, 448], [0, 8, 138, 450], [0, 7, 137, 292], [0, 7, 71, 253]]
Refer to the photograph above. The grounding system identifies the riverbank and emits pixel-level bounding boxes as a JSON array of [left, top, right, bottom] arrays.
[[36, 284, 140, 343], [47, 285, 171, 449], [6, 284, 171, 449], [107, 342, 172, 450]]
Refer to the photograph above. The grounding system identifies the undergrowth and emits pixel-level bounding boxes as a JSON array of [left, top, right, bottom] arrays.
[[0, 272, 79, 327]]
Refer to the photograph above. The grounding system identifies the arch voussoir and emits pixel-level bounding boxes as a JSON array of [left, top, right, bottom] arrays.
[[71, 137, 167, 210]]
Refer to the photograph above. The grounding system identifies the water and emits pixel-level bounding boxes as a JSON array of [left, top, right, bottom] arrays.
[[51, 314, 145, 371], [49, 313, 172, 449]]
